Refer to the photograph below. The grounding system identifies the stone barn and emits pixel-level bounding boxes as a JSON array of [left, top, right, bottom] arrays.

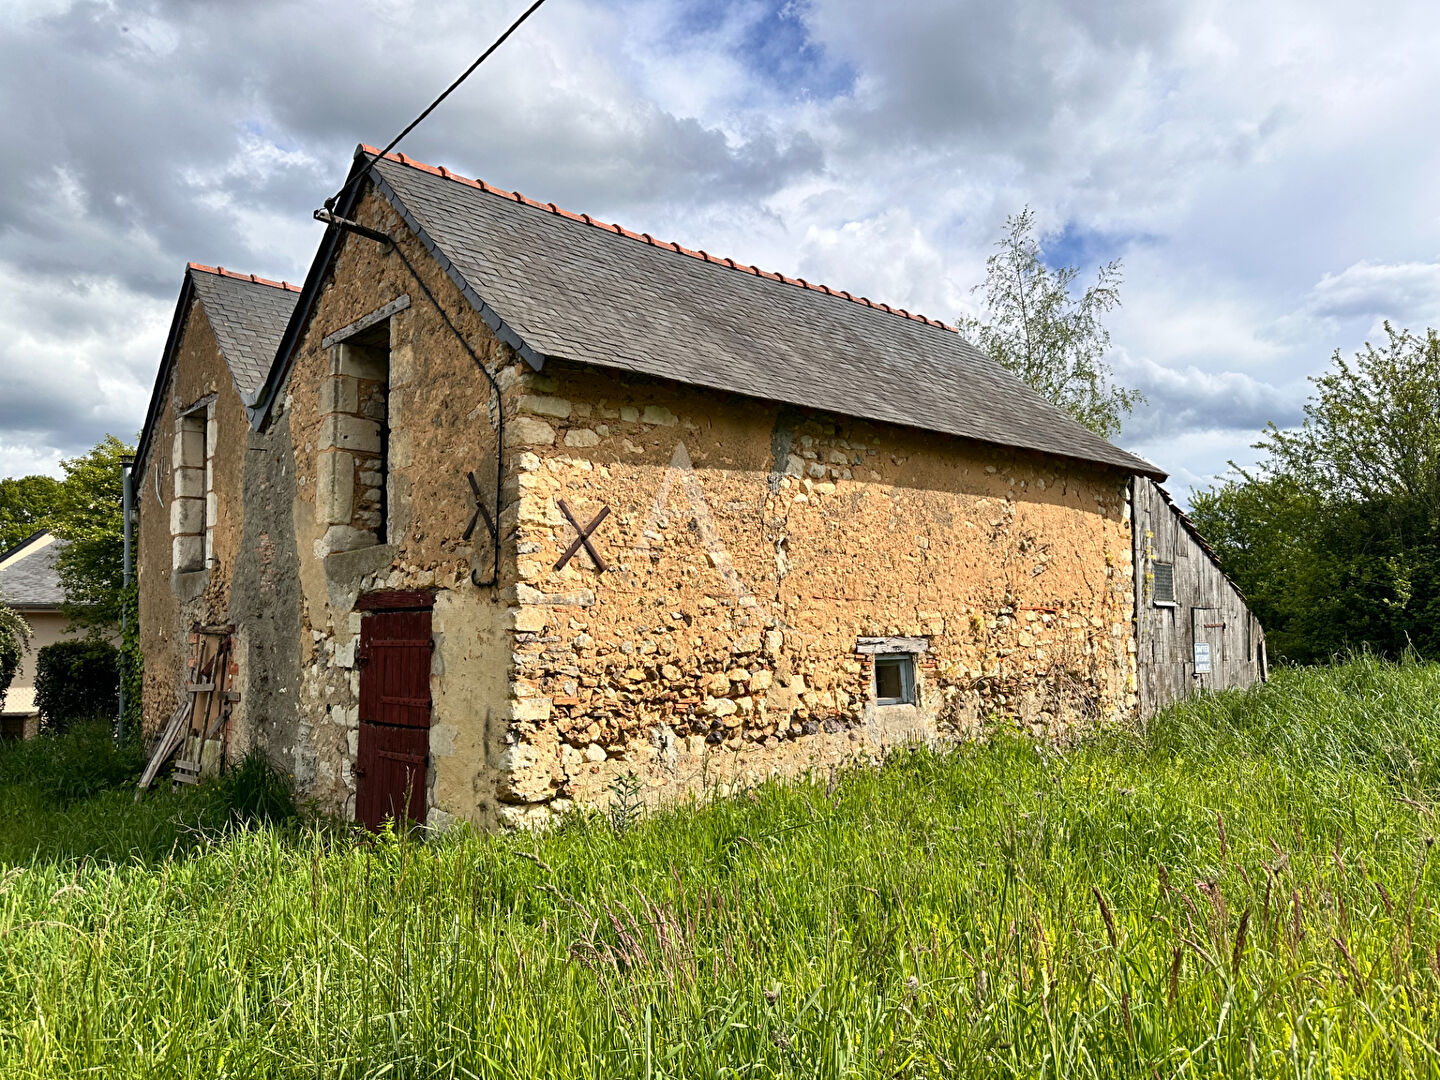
[[232, 145, 1170, 830], [133, 263, 300, 769], [132, 145, 1266, 828]]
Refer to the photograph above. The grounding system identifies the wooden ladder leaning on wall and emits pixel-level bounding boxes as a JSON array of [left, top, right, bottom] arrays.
[[136, 626, 239, 795]]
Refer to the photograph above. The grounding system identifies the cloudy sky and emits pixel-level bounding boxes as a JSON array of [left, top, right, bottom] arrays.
[[2, 0, 1439, 499]]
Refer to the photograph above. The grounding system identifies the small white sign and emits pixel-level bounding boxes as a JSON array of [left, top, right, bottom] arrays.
[[1194, 641, 1212, 674]]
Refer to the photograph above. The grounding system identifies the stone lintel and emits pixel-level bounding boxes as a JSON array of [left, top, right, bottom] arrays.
[[855, 636, 930, 655]]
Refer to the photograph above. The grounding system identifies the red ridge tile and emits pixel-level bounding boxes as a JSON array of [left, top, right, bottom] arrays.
[[187, 261, 299, 292]]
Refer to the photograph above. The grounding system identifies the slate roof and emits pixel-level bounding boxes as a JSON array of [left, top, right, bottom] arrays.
[[188, 264, 301, 395], [369, 150, 1162, 478], [260, 146, 1160, 478], [0, 531, 64, 609], [135, 264, 300, 482]]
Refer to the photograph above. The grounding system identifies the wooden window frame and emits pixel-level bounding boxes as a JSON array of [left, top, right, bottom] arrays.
[[873, 654, 917, 707]]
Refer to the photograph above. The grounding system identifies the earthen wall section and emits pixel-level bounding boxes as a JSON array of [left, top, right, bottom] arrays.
[[497, 360, 1138, 820]]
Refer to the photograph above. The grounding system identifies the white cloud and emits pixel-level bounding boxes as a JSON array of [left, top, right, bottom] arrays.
[[1308, 260, 1440, 328], [2, 0, 1440, 494]]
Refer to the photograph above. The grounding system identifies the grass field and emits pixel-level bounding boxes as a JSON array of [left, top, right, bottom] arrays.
[[2, 656, 1440, 1077]]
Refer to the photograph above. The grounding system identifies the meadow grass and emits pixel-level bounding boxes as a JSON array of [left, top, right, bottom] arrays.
[[1, 657, 1440, 1077]]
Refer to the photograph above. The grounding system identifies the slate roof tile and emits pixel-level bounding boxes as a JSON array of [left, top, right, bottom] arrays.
[[187, 265, 301, 395], [0, 532, 64, 608]]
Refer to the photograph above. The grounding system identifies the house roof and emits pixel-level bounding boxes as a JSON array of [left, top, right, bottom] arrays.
[[187, 264, 302, 395], [134, 264, 300, 482], [0, 530, 64, 609], [258, 145, 1162, 480]]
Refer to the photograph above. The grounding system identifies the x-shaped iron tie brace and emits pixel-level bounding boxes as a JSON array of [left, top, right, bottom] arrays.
[[555, 499, 610, 572]]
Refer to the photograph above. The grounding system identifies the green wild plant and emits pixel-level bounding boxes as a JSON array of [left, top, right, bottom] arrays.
[[0, 658, 1437, 1076], [608, 769, 645, 832]]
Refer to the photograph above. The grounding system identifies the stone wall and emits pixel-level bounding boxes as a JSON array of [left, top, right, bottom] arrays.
[[269, 186, 522, 824], [495, 359, 1139, 824], [136, 300, 252, 735], [253, 182, 1139, 831]]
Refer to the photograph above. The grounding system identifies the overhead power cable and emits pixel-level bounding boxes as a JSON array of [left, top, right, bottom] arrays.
[[312, 0, 552, 588], [324, 0, 551, 213]]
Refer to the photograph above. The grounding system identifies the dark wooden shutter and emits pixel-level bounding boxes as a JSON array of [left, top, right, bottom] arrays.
[[356, 608, 432, 830], [359, 611, 432, 728]]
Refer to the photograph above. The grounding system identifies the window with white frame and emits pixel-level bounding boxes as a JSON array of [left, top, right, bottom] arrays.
[[856, 636, 926, 706]]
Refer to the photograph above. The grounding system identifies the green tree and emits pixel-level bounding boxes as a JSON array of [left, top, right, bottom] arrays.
[[1191, 324, 1440, 663], [1189, 469, 1318, 663], [0, 474, 62, 552], [959, 207, 1143, 439], [51, 435, 134, 632], [0, 601, 31, 713]]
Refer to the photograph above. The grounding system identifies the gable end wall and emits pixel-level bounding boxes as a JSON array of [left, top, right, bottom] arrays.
[[136, 300, 252, 736]]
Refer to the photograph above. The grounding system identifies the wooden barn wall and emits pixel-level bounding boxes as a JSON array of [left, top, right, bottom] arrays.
[[1132, 477, 1266, 720]]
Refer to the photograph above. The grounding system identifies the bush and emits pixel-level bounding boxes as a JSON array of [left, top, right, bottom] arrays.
[[0, 602, 30, 713], [33, 637, 119, 733]]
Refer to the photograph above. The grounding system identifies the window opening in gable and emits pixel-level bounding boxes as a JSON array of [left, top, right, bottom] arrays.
[[1152, 560, 1176, 606], [318, 322, 391, 552], [171, 399, 213, 574]]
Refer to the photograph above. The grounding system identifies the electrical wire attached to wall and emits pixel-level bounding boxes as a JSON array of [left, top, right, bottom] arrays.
[[315, 0, 552, 588]]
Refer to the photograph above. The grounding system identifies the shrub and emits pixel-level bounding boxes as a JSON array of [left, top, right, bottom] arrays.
[[0, 602, 30, 713], [34, 638, 119, 733]]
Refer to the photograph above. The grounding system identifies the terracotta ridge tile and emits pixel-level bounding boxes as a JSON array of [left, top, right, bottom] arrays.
[[356, 144, 957, 333], [187, 261, 300, 292]]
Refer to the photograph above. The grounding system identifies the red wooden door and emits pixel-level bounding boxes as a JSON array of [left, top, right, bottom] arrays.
[[356, 609, 432, 829]]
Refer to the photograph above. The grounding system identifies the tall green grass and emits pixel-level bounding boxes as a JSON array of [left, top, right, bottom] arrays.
[[0, 723, 296, 865], [1, 656, 1439, 1077]]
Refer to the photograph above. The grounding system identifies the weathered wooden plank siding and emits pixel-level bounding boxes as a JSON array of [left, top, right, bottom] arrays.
[[1132, 477, 1266, 720]]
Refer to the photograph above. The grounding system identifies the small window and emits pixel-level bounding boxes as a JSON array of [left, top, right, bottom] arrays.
[[874, 654, 916, 706], [1152, 561, 1176, 606]]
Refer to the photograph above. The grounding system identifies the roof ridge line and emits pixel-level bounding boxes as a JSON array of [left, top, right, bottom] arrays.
[[358, 145, 958, 334], [188, 261, 302, 293]]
